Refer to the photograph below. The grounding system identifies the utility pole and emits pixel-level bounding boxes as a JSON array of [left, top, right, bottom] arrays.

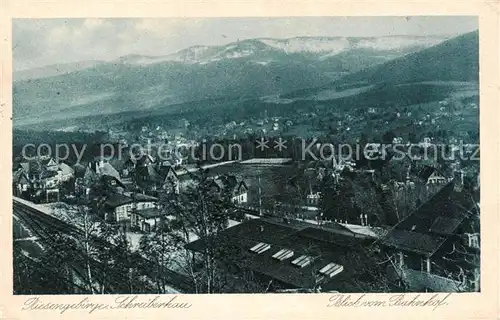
[[258, 175, 263, 216]]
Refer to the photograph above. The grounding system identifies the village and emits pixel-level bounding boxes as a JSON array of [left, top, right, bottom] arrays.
[[12, 130, 480, 293]]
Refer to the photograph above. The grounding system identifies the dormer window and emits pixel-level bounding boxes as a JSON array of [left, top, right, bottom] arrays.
[[272, 249, 294, 261], [465, 233, 480, 249], [249, 242, 271, 254], [319, 262, 344, 278], [291, 255, 314, 268]]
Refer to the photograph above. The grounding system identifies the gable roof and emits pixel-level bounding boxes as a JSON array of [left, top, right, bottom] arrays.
[[24, 161, 42, 175], [134, 207, 165, 219], [136, 154, 155, 167], [109, 158, 126, 172], [136, 165, 164, 184], [73, 163, 87, 178], [103, 192, 158, 209], [395, 182, 474, 234], [417, 165, 444, 182], [19, 162, 30, 173], [380, 182, 477, 256], [211, 175, 246, 195], [58, 163, 75, 175], [13, 170, 30, 185], [40, 157, 57, 166], [100, 175, 126, 188], [40, 170, 58, 179], [100, 163, 121, 180]]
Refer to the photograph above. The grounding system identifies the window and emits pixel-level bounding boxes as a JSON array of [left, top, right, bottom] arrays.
[[272, 249, 294, 261], [249, 242, 271, 254], [319, 262, 344, 278], [466, 233, 480, 248], [292, 255, 314, 268]]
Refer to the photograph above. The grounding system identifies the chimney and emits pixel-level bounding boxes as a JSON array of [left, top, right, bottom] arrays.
[[454, 170, 464, 192]]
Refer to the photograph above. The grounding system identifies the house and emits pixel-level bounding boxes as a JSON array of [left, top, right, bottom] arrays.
[[159, 165, 181, 193], [273, 121, 279, 131], [43, 157, 59, 171], [57, 163, 75, 182], [13, 170, 31, 199], [84, 160, 122, 193], [134, 163, 183, 195], [15, 157, 75, 202], [379, 179, 480, 292], [87, 159, 121, 179], [100, 192, 158, 223], [135, 154, 155, 167], [418, 165, 448, 185], [131, 207, 174, 232], [210, 175, 248, 204], [306, 192, 321, 206]]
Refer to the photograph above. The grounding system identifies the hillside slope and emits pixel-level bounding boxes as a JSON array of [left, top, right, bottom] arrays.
[[338, 31, 478, 85]]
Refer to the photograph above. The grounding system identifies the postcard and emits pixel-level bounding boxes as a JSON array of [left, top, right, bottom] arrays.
[[0, 1, 498, 319]]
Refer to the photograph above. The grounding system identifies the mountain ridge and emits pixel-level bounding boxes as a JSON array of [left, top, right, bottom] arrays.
[[13, 32, 476, 129], [14, 35, 451, 81]]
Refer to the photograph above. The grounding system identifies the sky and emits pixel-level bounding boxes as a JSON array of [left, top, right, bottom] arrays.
[[13, 16, 478, 71]]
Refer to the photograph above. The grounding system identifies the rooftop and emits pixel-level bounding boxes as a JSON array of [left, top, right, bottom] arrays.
[[185, 219, 373, 291], [380, 181, 478, 256], [104, 192, 157, 209], [134, 207, 165, 219]]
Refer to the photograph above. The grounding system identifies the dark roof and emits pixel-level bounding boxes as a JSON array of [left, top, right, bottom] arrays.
[[104, 192, 157, 209], [417, 165, 446, 182], [211, 175, 247, 195], [221, 219, 298, 244], [73, 163, 87, 178], [136, 154, 155, 166], [295, 226, 364, 247], [186, 219, 371, 290], [100, 163, 121, 180], [320, 222, 359, 234], [40, 157, 56, 166], [136, 165, 164, 184], [380, 229, 446, 256], [40, 170, 58, 179], [13, 170, 30, 185], [156, 165, 176, 180], [109, 159, 126, 172], [418, 165, 435, 181], [395, 182, 473, 234], [103, 193, 132, 208], [135, 207, 165, 219], [26, 161, 42, 175], [428, 216, 463, 236], [134, 193, 158, 201], [101, 175, 126, 188], [380, 181, 477, 256]]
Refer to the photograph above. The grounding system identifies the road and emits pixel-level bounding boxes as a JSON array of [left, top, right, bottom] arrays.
[[13, 197, 195, 293]]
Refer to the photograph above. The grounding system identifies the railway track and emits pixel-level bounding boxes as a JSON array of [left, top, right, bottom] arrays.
[[13, 199, 195, 294]]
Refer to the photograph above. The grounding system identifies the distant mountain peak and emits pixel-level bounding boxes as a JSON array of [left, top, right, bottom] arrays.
[[112, 34, 450, 67]]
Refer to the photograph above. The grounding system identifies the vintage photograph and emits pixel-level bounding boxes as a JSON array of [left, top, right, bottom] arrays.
[[12, 17, 480, 295]]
